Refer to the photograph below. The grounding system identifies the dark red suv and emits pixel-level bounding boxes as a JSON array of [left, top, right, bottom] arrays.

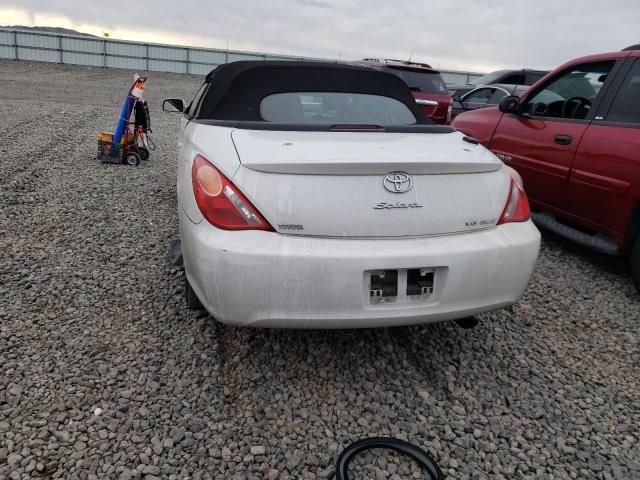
[[452, 46, 640, 291], [353, 59, 453, 124]]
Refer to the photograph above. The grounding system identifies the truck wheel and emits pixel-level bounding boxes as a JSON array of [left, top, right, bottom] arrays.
[[185, 276, 203, 310], [632, 237, 640, 294]]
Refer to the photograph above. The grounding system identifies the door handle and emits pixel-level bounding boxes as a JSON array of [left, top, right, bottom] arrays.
[[554, 135, 573, 145]]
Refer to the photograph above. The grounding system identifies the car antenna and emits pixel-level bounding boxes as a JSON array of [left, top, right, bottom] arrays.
[[408, 49, 415, 63], [511, 68, 524, 96]]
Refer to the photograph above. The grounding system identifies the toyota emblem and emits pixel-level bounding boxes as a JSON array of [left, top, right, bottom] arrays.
[[383, 172, 413, 193]]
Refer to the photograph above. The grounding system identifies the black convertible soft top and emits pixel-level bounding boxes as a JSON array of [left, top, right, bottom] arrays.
[[196, 61, 431, 124]]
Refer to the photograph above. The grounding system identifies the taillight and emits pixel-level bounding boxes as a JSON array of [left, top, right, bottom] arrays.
[[497, 174, 531, 225], [191, 155, 273, 231]]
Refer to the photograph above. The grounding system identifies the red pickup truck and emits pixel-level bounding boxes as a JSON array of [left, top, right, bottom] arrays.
[[452, 46, 640, 292]]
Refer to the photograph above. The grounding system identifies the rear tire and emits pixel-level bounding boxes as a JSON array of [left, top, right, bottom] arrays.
[[631, 237, 640, 294], [185, 276, 203, 310]]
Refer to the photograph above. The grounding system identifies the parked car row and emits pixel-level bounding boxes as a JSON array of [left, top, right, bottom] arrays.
[[162, 44, 639, 329], [447, 68, 548, 97], [453, 45, 640, 291], [349, 60, 549, 124]]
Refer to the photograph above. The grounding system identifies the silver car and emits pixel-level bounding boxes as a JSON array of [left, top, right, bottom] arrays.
[[451, 84, 529, 119]]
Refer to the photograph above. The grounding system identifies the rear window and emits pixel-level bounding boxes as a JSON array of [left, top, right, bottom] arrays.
[[606, 60, 640, 124], [500, 73, 525, 85], [525, 72, 547, 85], [469, 71, 508, 86], [260, 92, 417, 125], [385, 68, 448, 94]]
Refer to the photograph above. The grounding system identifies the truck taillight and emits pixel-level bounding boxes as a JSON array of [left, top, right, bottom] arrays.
[[497, 174, 531, 225], [191, 155, 273, 231]]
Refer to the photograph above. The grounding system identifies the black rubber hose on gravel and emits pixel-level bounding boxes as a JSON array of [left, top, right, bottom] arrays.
[[332, 437, 445, 480]]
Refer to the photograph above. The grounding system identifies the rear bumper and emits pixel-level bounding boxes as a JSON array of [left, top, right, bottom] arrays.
[[181, 214, 540, 328]]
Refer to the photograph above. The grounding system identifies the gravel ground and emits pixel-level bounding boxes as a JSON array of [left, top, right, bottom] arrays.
[[1, 60, 639, 480]]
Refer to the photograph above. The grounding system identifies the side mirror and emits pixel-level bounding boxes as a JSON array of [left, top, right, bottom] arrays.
[[499, 95, 520, 114], [163, 98, 185, 113], [453, 95, 462, 102]]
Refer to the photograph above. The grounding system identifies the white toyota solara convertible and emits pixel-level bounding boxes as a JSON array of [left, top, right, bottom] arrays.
[[163, 61, 540, 329]]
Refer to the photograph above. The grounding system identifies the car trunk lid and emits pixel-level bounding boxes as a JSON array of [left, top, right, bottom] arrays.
[[230, 129, 509, 237]]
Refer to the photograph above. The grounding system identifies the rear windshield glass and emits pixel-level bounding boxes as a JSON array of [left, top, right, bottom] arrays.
[[386, 68, 448, 94], [469, 71, 509, 86], [260, 92, 417, 125]]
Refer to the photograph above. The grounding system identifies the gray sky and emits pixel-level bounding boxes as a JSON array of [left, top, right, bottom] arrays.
[[2, 0, 639, 72]]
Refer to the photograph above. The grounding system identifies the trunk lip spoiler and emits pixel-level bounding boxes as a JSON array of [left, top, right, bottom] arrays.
[[193, 119, 456, 134], [237, 162, 502, 175]]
